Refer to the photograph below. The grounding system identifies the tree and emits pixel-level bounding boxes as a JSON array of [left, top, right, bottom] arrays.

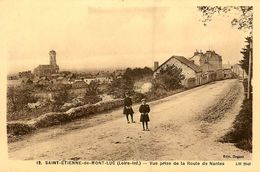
[[197, 6, 253, 34], [198, 6, 253, 148], [108, 77, 134, 98], [239, 37, 252, 76], [123, 67, 153, 81], [52, 89, 69, 109], [239, 37, 252, 99], [7, 86, 37, 112], [198, 6, 253, 98], [153, 64, 185, 91], [84, 80, 102, 104]]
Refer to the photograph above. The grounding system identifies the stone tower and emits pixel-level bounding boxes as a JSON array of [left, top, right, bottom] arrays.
[[49, 50, 57, 66]]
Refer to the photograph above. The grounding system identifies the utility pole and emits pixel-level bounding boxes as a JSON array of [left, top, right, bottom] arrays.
[[247, 41, 252, 99], [242, 69, 244, 80]]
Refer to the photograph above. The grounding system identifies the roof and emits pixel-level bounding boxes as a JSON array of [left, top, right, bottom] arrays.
[[205, 50, 221, 57], [154, 55, 202, 73], [35, 64, 59, 70], [189, 52, 203, 60]]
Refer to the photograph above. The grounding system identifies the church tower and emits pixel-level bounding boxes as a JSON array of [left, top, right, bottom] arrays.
[[49, 50, 57, 66]]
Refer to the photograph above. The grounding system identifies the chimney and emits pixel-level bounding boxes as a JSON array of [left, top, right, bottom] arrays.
[[154, 61, 159, 70], [194, 49, 199, 56]]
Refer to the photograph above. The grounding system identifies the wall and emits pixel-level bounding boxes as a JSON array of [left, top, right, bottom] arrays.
[[200, 53, 222, 73], [154, 58, 197, 79], [189, 53, 202, 66], [154, 58, 202, 88], [7, 99, 124, 137]]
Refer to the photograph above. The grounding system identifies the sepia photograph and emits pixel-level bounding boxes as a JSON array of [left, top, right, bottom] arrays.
[[0, 0, 259, 171]]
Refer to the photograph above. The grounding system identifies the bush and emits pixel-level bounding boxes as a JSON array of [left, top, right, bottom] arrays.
[[108, 78, 134, 98], [225, 97, 252, 152], [52, 89, 69, 111], [7, 122, 36, 135], [153, 64, 185, 91], [7, 86, 37, 112], [84, 80, 102, 104], [131, 92, 146, 103], [108, 67, 153, 98], [123, 67, 153, 81]]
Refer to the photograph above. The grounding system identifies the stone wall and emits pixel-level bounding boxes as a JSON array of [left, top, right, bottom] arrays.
[[7, 99, 124, 137]]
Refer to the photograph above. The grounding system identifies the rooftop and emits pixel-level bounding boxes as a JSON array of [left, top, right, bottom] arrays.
[[154, 55, 202, 73]]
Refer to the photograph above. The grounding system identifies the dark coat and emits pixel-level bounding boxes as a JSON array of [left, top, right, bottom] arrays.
[[124, 97, 132, 106], [123, 97, 134, 114], [139, 104, 150, 122]]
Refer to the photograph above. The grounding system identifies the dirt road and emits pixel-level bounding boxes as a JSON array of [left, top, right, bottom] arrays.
[[8, 79, 251, 160]]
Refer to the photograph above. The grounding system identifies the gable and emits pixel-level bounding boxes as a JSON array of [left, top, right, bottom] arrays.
[[154, 57, 197, 78]]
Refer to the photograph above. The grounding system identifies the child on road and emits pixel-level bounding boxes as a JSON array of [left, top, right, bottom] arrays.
[[139, 98, 150, 131], [123, 92, 135, 123]]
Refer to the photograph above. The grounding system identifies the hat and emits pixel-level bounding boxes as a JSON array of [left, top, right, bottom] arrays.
[[141, 98, 146, 102]]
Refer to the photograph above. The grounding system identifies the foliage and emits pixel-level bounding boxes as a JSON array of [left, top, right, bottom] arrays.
[[131, 92, 146, 103], [221, 80, 252, 152], [108, 77, 133, 98], [7, 86, 37, 112], [49, 83, 72, 91], [153, 64, 185, 91], [197, 6, 253, 34], [108, 67, 153, 98], [223, 97, 252, 152], [52, 89, 69, 110], [239, 36, 253, 77], [239, 37, 253, 100], [84, 80, 102, 104], [123, 67, 153, 81], [85, 80, 100, 96]]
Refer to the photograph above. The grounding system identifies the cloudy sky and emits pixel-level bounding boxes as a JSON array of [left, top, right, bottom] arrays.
[[1, 0, 249, 73]]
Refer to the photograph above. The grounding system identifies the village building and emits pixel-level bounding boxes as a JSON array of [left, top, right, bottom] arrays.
[[19, 70, 33, 78], [72, 80, 88, 89], [232, 64, 245, 79], [7, 75, 19, 80], [223, 68, 233, 79], [189, 50, 224, 80], [34, 50, 59, 77], [153, 56, 202, 88]]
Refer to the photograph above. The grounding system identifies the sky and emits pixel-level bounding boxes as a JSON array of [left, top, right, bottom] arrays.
[[1, 0, 249, 74]]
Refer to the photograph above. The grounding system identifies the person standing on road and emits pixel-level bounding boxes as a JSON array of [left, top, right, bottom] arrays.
[[123, 92, 135, 123], [139, 98, 150, 131]]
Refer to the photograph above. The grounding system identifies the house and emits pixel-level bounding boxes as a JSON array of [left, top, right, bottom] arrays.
[[72, 80, 87, 89], [19, 70, 33, 79], [232, 64, 245, 79], [201, 70, 216, 84], [189, 50, 223, 80], [153, 55, 202, 88], [223, 68, 233, 79]]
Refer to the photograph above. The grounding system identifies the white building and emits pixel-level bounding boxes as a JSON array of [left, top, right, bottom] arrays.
[[154, 55, 202, 88]]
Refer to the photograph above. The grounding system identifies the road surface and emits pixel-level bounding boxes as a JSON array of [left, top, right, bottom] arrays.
[[8, 79, 251, 160]]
